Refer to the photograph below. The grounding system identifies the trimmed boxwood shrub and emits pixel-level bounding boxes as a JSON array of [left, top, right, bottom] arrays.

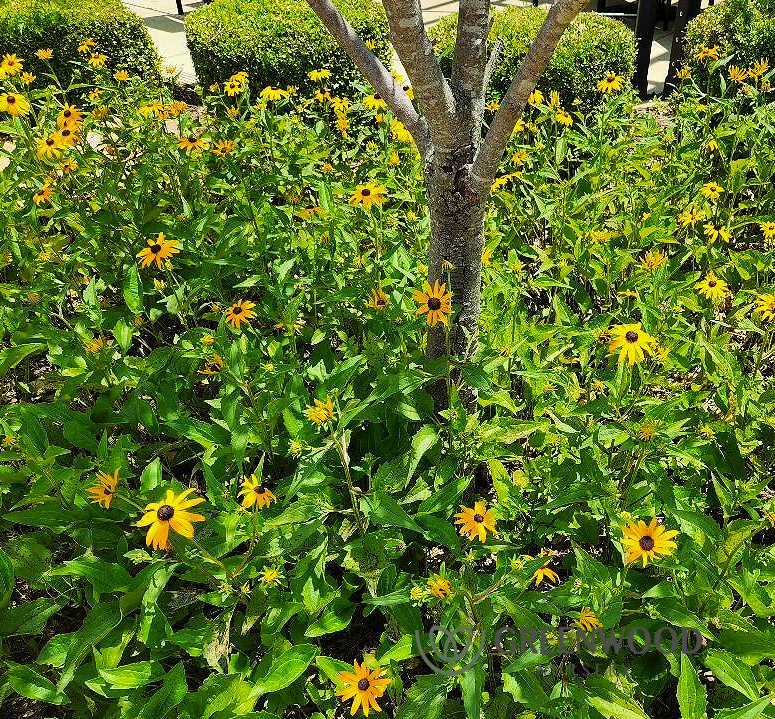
[[185, 0, 391, 98], [429, 7, 636, 113], [685, 0, 775, 69], [0, 0, 161, 91]]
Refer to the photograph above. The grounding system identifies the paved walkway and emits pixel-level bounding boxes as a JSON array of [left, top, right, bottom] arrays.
[[123, 0, 693, 95]]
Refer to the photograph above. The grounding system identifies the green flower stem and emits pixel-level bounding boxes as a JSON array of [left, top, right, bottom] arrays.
[[230, 504, 259, 578], [334, 431, 366, 537], [189, 536, 229, 574]]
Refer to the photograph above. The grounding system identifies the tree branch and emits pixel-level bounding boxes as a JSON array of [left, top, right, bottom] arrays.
[[304, 0, 431, 157], [483, 36, 504, 91], [382, 0, 458, 144], [469, 0, 588, 193], [451, 0, 491, 114]]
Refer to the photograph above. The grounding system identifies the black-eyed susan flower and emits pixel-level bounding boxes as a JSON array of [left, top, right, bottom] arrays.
[[482, 246, 494, 266], [178, 134, 206, 153], [83, 336, 105, 353], [365, 38, 376, 49], [304, 395, 335, 425], [52, 127, 78, 147], [677, 207, 704, 227], [35, 48, 53, 60], [366, 288, 389, 310], [225, 300, 257, 328], [699, 182, 724, 201], [77, 38, 96, 53], [555, 108, 573, 126], [238, 474, 277, 509], [454, 501, 496, 542], [36, 134, 65, 160], [528, 88, 544, 105], [223, 79, 242, 96], [0, 93, 30, 116], [167, 101, 187, 117], [86, 468, 119, 508], [641, 249, 666, 269], [728, 65, 747, 84], [362, 93, 386, 111], [57, 102, 84, 128], [137, 487, 205, 549], [621, 517, 678, 567], [607, 323, 656, 365], [260, 86, 289, 102], [32, 184, 53, 206], [528, 550, 560, 586], [349, 181, 387, 210], [760, 222, 775, 243], [575, 606, 602, 632], [597, 72, 625, 93], [198, 353, 223, 375], [427, 575, 451, 598], [637, 422, 656, 441], [0, 53, 23, 77], [389, 117, 413, 144], [763, 510, 775, 527], [695, 271, 728, 301], [113, 69, 129, 82], [695, 45, 719, 61], [308, 68, 331, 82], [20, 72, 35, 84], [212, 139, 235, 157], [703, 223, 731, 243], [335, 660, 391, 717], [749, 57, 769, 78], [88, 53, 107, 68], [136, 232, 180, 270], [412, 280, 452, 327], [753, 293, 775, 322], [138, 100, 165, 119], [401, 84, 414, 100], [485, 99, 500, 112]]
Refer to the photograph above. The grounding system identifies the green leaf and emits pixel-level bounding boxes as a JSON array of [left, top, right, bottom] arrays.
[[377, 635, 417, 663], [677, 654, 707, 719], [703, 649, 760, 701], [126, 661, 187, 719], [99, 661, 164, 689], [58, 601, 123, 690], [0, 547, 14, 609], [584, 677, 650, 719], [394, 674, 448, 719], [714, 697, 774, 719], [122, 263, 143, 313], [252, 644, 318, 697], [407, 425, 438, 483], [112, 318, 133, 353], [0, 598, 65, 637], [671, 509, 721, 540], [360, 493, 424, 534], [0, 343, 46, 378], [305, 598, 355, 638], [6, 662, 69, 705], [315, 655, 354, 686], [460, 658, 486, 719], [47, 556, 132, 598]]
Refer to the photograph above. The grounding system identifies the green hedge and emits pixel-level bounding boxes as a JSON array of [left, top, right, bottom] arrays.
[[185, 0, 391, 97], [685, 0, 775, 69], [0, 0, 161, 91], [429, 7, 636, 113]]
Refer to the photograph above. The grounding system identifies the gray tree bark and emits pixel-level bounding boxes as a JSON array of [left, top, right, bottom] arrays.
[[304, 0, 589, 401]]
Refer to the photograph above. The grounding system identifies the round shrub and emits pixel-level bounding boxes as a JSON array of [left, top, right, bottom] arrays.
[[429, 7, 636, 113], [0, 0, 161, 91], [185, 0, 391, 97], [685, 0, 775, 69]]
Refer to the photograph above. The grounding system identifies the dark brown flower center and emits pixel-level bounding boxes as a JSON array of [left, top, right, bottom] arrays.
[[254, 485, 266, 494], [232, 305, 243, 314], [625, 331, 638, 343], [374, 94, 381, 100], [357, 678, 370, 691], [377, 299, 385, 306], [708, 280, 717, 287], [188, 136, 196, 143], [157, 504, 174, 521], [473, 513, 484, 523], [362, 188, 371, 196], [61, 130, 71, 137], [7, 96, 15, 104], [428, 297, 441, 311], [150, 243, 161, 253], [103, 488, 112, 495], [46, 138, 54, 146], [639, 535, 655, 551], [403, 85, 410, 91], [63, 109, 71, 117]]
